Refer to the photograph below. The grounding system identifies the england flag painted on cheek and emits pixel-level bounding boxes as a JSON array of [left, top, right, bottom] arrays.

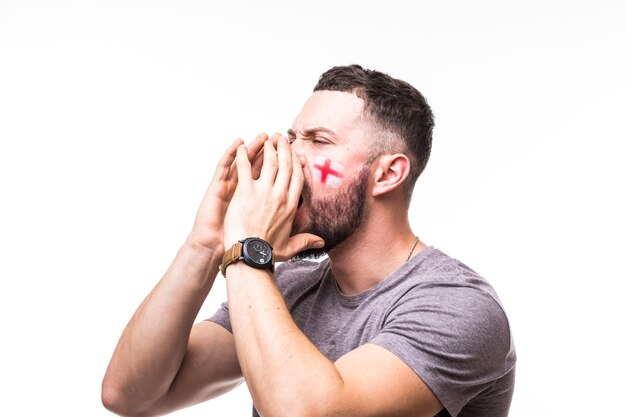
[[313, 155, 344, 188]]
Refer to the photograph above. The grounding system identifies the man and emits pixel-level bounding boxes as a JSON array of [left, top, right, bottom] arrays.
[[102, 65, 516, 417]]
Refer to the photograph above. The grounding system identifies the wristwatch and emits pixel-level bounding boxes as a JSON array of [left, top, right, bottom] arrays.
[[220, 237, 275, 277]]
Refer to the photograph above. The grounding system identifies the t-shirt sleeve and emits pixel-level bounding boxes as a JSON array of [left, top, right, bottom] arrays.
[[369, 282, 513, 417], [207, 301, 232, 333]]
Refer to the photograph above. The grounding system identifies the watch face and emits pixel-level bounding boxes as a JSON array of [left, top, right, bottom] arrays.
[[242, 238, 273, 267]]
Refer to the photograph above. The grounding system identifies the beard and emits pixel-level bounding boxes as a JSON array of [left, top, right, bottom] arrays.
[[291, 167, 370, 261]]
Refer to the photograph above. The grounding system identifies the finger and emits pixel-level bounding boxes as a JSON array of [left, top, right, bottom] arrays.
[[213, 139, 244, 182], [270, 132, 280, 148], [259, 137, 278, 184], [247, 132, 269, 161], [248, 132, 269, 180], [251, 147, 265, 180], [276, 233, 325, 261], [287, 149, 305, 209], [235, 144, 253, 185], [274, 135, 293, 192]]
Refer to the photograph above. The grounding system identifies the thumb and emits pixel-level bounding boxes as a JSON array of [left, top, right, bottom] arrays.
[[276, 233, 325, 261]]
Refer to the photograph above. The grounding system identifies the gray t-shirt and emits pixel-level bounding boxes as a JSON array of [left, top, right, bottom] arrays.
[[209, 246, 516, 417]]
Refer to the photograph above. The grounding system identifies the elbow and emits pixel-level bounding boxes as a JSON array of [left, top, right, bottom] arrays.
[[101, 383, 126, 415], [101, 382, 133, 416], [101, 379, 158, 417], [101, 385, 121, 415]]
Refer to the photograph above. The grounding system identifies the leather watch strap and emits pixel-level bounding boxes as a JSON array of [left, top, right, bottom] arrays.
[[219, 242, 243, 277]]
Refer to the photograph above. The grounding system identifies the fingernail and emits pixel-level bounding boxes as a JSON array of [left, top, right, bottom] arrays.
[[314, 240, 325, 248]]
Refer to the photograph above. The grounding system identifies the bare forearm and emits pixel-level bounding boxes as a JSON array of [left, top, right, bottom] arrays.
[[226, 264, 343, 417], [103, 240, 221, 409]]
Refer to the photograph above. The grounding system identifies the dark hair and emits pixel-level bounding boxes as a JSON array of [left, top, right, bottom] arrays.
[[314, 65, 434, 198]]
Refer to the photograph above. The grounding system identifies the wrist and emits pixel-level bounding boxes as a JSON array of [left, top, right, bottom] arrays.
[[223, 231, 251, 250], [185, 229, 223, 254], [220, 237, 275, 277], [157, 240, 224, 292], [181, 238, 223, 272]]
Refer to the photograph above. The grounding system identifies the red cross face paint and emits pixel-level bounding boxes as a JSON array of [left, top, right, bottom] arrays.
[[313, 155, 344, 188]]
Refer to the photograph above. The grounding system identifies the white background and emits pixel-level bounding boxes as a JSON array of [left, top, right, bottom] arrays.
[[1, 1, 624, 416]]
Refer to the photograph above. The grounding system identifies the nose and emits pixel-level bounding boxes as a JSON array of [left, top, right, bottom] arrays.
[[289, 137, 306, 158], [288, 138, 310, 176]]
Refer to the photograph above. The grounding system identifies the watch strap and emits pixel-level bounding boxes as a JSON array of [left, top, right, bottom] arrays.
[[219, 242, 243, 277]]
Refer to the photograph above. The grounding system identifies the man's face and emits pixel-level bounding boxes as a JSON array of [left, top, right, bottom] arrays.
[[288, 91, 373, 254]]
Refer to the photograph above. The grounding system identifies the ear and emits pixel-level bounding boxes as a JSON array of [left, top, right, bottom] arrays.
[[371, 154, 410, 197]]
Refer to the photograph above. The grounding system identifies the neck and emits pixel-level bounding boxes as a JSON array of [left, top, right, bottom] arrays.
[[326, 206, 426, 296]]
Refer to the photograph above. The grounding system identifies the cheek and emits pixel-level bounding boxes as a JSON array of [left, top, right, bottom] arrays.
[[311, 155, 345, 188]]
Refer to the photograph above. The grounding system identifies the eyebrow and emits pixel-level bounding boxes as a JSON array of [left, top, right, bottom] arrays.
[[287, 127, 337, 138]]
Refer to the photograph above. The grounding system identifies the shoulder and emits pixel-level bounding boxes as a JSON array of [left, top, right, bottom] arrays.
[[398, 247, 506, 309], [373, 248, 516, 415], [378, 246, 515, 377]]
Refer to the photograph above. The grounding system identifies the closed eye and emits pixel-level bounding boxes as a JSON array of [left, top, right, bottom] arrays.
[[287, 127, 336, 145], [312, 136, 329, 144], [287, 136, 330, 145]]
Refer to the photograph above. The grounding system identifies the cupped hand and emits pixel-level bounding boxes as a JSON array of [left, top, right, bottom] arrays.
[[223, 134, 324, 261], [186, 133, 269, 256]]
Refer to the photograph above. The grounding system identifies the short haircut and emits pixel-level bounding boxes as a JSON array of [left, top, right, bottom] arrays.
[[314, 65, 434, 199]]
